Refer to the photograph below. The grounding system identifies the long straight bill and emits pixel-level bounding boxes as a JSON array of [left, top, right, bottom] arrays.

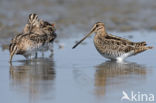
[[72, 29, 95, 49]]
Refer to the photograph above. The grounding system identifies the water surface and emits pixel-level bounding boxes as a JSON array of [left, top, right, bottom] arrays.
[[0, 31, 156, 103]]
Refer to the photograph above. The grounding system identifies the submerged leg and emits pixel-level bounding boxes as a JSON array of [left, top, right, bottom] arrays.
[[42, 51, 44, 57], [35, 52, 38, 59], [24, 55, 29, 60], [49, 43, 54, 57], [30, 54, 34, 60]]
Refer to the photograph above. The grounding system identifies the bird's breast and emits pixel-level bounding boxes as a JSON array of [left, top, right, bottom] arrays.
[[93, 35, 126, 60]]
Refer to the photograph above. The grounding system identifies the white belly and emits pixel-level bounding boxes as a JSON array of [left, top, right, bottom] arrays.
[[94, 42, 134, 62]]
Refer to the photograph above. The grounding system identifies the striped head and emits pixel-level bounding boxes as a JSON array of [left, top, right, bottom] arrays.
[[28, 13, 39, 26], [91, 22, 106, 34], [72, 22, 106, 49], [23, 13, 40, 34], [9, 43, 18, 62]]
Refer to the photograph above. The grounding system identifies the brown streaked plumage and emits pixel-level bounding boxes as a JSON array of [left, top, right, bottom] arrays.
[[11, 13, 40, 44], [72, 22, 153, 62], [25, 14, 56, 56], [9, 14, 56, 62], [23, 13, 39, 34], [9, 33, 45, 61], [34, 20, 57, 56]]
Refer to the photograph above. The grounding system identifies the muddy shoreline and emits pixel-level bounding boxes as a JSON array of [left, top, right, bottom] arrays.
[[0, 0, 156, 43]]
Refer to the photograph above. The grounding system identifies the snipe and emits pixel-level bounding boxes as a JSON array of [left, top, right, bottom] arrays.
[[72, 22, 153, 62], [9, 14, 56, 62]]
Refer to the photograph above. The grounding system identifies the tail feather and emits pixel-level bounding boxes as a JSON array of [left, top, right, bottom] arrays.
[[135, 41, 147, 46], [134, 46, 153, 55], [147, 46, 154, 49]]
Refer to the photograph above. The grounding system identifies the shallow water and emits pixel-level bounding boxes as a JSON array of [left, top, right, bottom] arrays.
[[0, 31, 156, 103], [0, 0, 156, 103]]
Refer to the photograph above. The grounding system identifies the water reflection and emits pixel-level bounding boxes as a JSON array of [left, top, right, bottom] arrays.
[[94, 61, 147, 97], [9, 57, 55, 102]]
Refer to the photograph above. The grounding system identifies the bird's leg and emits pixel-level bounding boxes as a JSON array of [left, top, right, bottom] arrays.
[[49, 43, 54, 57], [35, 52, 38, 59], [49, 49, 54, 58], [24, 55, 29, 60], [30, 54, 33, 60], [42, 50, 44, 57]]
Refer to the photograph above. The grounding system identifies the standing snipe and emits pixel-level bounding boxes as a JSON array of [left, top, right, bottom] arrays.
[[72, 22, 153, 62], [23, 13, 40, 34], [9, 14, 56, 62], [35, 20, 57, 57], [11, 14, 40, 46]]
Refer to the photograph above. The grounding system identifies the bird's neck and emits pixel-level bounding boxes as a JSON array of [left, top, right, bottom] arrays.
[[96, 29, 107, 37]]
